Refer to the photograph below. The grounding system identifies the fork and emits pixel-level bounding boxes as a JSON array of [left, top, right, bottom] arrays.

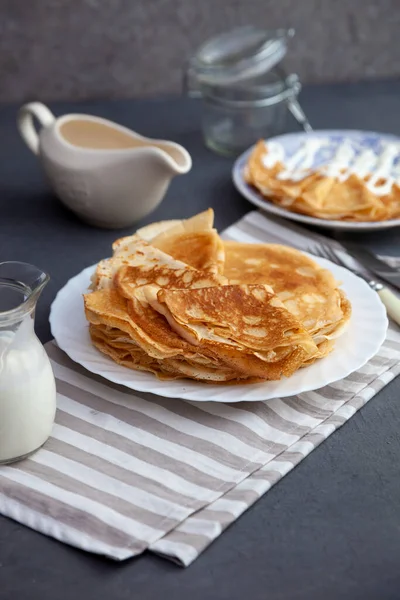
[[307, 243, 400, 325]]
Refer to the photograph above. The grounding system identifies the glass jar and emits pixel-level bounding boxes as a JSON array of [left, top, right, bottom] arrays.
[[201, 70, 305, 156], [185, 26, 311, 156]]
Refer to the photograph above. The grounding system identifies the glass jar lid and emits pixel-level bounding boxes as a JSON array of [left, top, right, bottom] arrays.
[[188, 26, 295, 87]]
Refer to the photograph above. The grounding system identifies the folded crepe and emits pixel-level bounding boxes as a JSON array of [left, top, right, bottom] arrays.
[[115, 255, 225, 301], [91, 209, 223, 291], [223, 241, 351, 361], [149, 209, 224, 274], [114, 209, 213, 249], [145, 284, 318, 379]]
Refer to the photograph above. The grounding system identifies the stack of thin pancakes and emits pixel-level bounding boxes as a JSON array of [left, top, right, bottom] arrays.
[[246, 140, 400, 221], [84, 209, 351, 383]]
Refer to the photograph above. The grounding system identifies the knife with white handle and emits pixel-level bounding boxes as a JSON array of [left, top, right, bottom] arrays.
[[367, 281, 400, 326]]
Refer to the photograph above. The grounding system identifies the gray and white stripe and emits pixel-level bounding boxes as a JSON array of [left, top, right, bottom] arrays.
[[0, 210, 399, 566]]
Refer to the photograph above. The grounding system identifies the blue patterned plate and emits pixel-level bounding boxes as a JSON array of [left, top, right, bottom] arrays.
[[232, 130, 400, 230]]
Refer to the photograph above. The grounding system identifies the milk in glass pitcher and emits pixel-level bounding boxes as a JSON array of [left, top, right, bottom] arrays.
[[0, 262, 56, 464]]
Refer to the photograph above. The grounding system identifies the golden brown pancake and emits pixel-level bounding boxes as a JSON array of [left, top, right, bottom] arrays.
[[151, 229, 224, 274], [147, 209, 224, 274], [92, 209, 224, 290], [112, 250, 226, 360], [223, 241, 351, 357], [112, 209, 214, 254], [115, 261, 225, 301], [148, 284, 318, 379], [92, 237, 192, 291]]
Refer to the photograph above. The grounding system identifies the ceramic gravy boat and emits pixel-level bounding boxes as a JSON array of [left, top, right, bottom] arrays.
[[17, 102, 192, 228]]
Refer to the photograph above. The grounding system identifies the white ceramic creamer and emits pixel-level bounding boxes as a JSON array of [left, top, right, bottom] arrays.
[[17, 102, 192, 229]]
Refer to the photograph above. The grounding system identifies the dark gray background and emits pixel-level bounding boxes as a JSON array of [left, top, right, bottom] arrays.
[[1, 0, 399, 103], [0, 81, 400, 599]]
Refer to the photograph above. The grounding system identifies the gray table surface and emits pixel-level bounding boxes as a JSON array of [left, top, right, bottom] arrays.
[[0, 81, 400, 600]]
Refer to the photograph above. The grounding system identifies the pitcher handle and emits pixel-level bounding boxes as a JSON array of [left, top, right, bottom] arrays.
[[17, 102, 56, 155]]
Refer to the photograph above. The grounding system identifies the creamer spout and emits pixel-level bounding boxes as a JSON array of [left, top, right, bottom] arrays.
[[154, 141, 192, 176]]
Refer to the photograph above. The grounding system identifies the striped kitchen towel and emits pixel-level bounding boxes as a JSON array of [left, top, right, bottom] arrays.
[[0, 211, 399, 567]]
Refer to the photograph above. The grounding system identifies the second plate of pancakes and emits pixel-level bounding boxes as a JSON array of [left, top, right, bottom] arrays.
[[233, 130, 400, 231]]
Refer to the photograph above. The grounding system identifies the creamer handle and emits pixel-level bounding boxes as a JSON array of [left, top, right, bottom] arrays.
[[377, 287, 400, 326], [17, 102, 56, 155]]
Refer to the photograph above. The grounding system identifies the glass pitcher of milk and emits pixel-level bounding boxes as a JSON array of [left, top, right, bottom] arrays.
[[0, 262, 56, 464]]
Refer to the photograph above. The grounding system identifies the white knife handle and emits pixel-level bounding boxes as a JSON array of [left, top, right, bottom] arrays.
[[377, 287, 400, 325]]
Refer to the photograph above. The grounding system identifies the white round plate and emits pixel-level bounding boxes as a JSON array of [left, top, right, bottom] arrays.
[[49, 258, 388, 402], [233, 129, 400, 231]]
